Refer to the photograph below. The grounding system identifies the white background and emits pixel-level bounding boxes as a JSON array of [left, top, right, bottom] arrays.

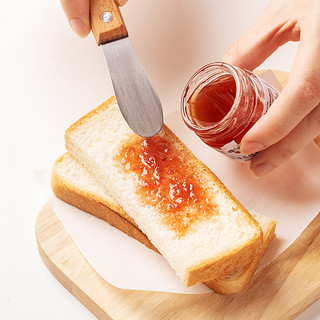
[[1, 0, 319, 319]]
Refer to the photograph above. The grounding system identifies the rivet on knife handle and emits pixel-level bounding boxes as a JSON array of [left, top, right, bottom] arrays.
[[90, 0, 128, 45]]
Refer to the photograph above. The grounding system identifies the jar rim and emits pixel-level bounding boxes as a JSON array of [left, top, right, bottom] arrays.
[[181, 62, 243, 133]]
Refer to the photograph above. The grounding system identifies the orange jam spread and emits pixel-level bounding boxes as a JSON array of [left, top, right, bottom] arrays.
[[114, 135, 217, 237]]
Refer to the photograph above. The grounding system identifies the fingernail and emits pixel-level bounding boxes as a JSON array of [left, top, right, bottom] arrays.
[[241, 142, 265, 155], [70, 18, 87, 38], [251, 162, 274, 178]]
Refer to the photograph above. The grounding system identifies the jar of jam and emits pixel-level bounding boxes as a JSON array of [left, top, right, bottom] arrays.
[[180, 62, 279, 161]]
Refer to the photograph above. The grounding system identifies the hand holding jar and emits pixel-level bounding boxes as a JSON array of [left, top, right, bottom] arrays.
[[222, 0, 320, 177]]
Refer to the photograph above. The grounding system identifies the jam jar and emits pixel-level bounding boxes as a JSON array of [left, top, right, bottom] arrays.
[[181, 62, 279, 161]]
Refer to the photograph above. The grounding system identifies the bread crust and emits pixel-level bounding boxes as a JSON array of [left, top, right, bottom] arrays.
[[64, 97, 264, 287], [52, 153, 275, 294], [204, 220, 276, 294], [51, 155, 159, 253], [157, 130, 264, 286]]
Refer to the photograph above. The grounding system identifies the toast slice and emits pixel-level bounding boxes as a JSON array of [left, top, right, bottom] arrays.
[[51, 152, 276, 294], [204, 213, 276, 294], [64, 96, 263, 286]]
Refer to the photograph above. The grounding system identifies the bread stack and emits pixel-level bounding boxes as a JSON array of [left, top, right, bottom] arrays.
[[51, 96, 276, 294]]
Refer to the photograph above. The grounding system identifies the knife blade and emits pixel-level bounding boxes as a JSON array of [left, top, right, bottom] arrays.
[[90, 0, 163, 137]]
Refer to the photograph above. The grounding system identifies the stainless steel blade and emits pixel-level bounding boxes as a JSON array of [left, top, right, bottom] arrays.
[[101, 37, 163, 137]]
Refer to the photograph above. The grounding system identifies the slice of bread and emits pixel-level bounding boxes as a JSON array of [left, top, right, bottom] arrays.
[[204, 213, 276, 294], [51, 152, 276, 294], [64, 96, 263, 286]]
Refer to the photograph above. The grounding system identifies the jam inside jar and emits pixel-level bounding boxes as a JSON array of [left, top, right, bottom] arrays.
[[181, 62, 279, 161]]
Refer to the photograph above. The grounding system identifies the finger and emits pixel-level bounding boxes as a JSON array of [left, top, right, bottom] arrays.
[[60, 0, 90, 38], [249, 103, 320, 178], [222, 2, 300, 70], [241, 13, 320, 155]]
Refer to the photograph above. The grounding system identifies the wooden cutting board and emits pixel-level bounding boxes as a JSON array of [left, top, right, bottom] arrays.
[[36, 203, 320, 320], [35, 71, 320, 319]]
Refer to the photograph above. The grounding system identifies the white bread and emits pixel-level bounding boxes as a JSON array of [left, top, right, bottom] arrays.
[[64, 96, 263, 286], [205, 213, 276, 294], [51, 152, 276, 294]]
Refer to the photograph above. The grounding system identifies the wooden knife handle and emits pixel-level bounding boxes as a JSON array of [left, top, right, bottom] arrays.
[[90, 0, 128, 45], [315, 135, 320, 147], [115, 0, 128, 6]]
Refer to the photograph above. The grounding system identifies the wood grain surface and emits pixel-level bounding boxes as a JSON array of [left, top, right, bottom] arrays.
[[35, 203, 320, 320], [90, 0, 128, 45]]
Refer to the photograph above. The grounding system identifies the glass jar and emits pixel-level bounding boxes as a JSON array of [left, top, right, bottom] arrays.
[[180, 62, 279, 161]]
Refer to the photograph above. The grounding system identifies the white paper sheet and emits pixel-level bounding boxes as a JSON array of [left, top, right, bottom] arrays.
[[35, 71, 320, 294]]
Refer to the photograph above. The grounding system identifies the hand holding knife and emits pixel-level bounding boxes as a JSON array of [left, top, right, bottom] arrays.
[[61, 0, 163, 137]]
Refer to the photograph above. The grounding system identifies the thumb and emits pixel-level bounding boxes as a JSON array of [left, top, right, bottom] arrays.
[[60, 0, 90, 38]]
